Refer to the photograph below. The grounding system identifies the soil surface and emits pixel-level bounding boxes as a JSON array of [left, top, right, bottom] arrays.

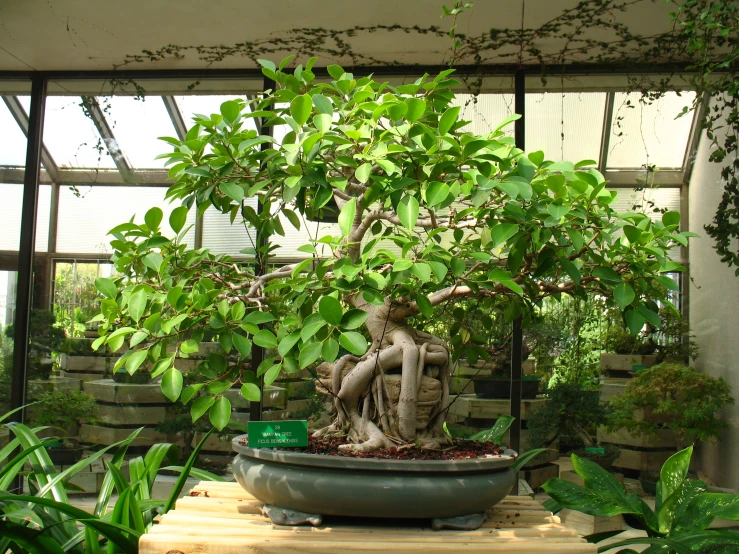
[[238, 435, 507, 460]]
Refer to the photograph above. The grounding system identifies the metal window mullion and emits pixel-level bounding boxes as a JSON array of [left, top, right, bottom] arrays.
[[10, 77, 47, 423], [598, 92, 616, 173], [80, 96, 136, 184]]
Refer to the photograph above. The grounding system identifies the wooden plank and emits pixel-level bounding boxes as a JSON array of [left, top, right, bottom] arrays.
[[140, 481, 596, 554], [522, 463, 559, 489], [612, 448, 673, 472], [84, 380, 167, 404], [599, 353, 658, 371], [96, 404, 166, 426], [79, 424, 169, 447], [447, 396, 547, 420], [140, 534, 596, 553]]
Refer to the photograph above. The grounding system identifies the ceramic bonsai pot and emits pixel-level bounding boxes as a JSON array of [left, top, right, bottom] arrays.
[[232, 435, 517, 528], [474, 377, 539, 399]]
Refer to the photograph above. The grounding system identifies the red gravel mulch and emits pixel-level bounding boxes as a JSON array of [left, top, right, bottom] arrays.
[[238, 435, 507, 461]]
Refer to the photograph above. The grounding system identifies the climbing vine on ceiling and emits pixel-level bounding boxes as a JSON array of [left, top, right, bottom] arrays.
[[106, 0, 738, 271]]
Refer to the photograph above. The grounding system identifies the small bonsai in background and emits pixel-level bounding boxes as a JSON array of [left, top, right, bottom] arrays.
[[4, 309, 66, 381], [606, 362, 733, 450], [654, 307, 699, 363], [602, 309, 657, 355], [526, 382, 618, 466]]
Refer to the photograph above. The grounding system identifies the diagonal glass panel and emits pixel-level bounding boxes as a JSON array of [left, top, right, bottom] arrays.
[[0, 99, 32, 166], [101, 96, 178, 169], [608, 91, 696, 169], [526, 92, 606, 163], [40, 96, 117, 169]]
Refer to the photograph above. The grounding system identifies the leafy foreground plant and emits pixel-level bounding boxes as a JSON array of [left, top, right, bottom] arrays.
[[0, 408, 221, 553], [91, 59, 692, 453], [542, 446, 739, 553]]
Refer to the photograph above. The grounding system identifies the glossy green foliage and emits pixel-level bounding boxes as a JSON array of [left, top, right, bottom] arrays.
[[91, 59, 691, 426], [542, 446, 739, 552], [0, 410, 221, 553]]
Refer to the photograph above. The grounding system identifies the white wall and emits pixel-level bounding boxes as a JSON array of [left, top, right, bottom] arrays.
[[688, 104, 739, 491]]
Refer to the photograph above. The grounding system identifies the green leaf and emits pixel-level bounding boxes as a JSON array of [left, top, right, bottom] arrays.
[[220, 182, 244, 203], [623, 225, 642, 244], [405, 97, 426, 122], [209, 396, 231, 431], [312, 94, 333, 115], [655, 275, 680, 291], [253, 329, 278, 348], [547, 202, 570, 220], [338, 197, 356, 236], [341, 309, 368, 329], [428, 261, 448, 281], [425, 181, 450, 207], [95, 277, 117, 299], [264, 364, 282, 386], [327, 64, 344, 80], [243, 311, 276, 324], [613, 283, 636, 310], [438, 105, 460, 134], [593, 266, 622, 284], [397, 195, 419, 230], [278, 331, 301, 357], [660, 446, 694, 504], [470, 415, 515, 444], [169, 205, 189, 233], [662, 211, 680, 227], [220, 100, 240, 123], [299, 342, 323, 368], [319, 296, 343, 326], [410, 262, 432, 282], [313, 113, 332, 133], [125, 349, 148, 375], [128, 289, 147, 322], [144, 207, 163, 231], [511, 448, 551, 473], [625, 309, 646, 335], [161, 368, 183, 402], [355, 162, 372, 184], [290, 94, 313, 125], [163, 427, 217, 514], [416, 294, 433, 317], [322, 338, 339, 363], [232, 334, 252, 359], [190, 395, 214, 422], [241, 383, 261, 402], [339, 331, 368, 356], [560, 258, 581, 285], [387, 102, 408, 120], [491, 223, 519, 247]]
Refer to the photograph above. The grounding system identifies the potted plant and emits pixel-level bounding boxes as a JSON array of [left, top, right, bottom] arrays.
[[526, 382, 619, 468], [605, 362, 733, 492], [5, 309, 66, 382], [90, 60, 690, 526], [27, 389, 99, 465]]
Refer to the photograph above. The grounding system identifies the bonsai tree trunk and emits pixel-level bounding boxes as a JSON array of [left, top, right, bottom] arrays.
[[315, 298, 453, 451]]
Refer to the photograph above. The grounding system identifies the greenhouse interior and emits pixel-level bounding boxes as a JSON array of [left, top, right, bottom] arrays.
[[0, 1, 738, 552]]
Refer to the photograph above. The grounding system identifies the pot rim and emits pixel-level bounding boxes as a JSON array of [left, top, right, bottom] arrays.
[[232, 434, 517, 472]]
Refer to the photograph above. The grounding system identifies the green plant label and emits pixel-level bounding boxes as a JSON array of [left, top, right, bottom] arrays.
[[631, 364, 647, 372], [247, 420, 308, 448], [585, 447, 606, 455]]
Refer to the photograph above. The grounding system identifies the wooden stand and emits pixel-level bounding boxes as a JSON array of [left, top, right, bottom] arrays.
[[139, 481, 596, 553]]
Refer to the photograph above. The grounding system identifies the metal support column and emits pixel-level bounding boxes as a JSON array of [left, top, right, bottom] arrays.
[[10, 78, 47, 423], [510, 69, 525, 494], [249, 77, 275, 424]]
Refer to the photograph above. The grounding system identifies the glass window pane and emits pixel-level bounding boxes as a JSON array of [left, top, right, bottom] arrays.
[[451, 94, 515, 136], [608, 92, 696, 169], [101, 96, 177, 169], [0, 99, 30, 166], [56, 186, 196, 253], [0, 184, 51, 252], [175, 95, 251, 128], [201, 199, 258, 256], [42, 96, 116, 169], [526, 92, 606, 163], [610, 187, 681, 221], [270, 216, 338, 261]]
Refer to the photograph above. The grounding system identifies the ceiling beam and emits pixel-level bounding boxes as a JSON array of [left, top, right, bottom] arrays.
[[597, 92, 616, 174], [2, 95, 60, 182], [80, 96, 136, 183], [604, 169, 683, 187], [0, 166, 172, 186], [681, 93, 709, 185], [162, 96, 188, 140]]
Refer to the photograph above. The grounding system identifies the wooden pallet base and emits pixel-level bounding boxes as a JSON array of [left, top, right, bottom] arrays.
[[139, 481, 595, 553]]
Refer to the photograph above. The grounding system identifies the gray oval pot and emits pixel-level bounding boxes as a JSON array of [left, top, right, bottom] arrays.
[[232, 435, 517, 519]]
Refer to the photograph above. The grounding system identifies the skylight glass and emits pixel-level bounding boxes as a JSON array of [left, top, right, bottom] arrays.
[[608, 91, 697, 169], [42, 96, 116, 169], [101, 96, 178, 169], [0, 100, 29, 166]]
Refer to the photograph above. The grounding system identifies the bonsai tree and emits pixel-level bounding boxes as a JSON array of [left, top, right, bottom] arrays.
[[91, 60, 692, 453], [605, 362, 734, 450]]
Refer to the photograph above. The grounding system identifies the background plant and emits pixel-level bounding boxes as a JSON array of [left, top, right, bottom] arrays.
[[542, 446, 739, 553], [606, 362, 733, 449]]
